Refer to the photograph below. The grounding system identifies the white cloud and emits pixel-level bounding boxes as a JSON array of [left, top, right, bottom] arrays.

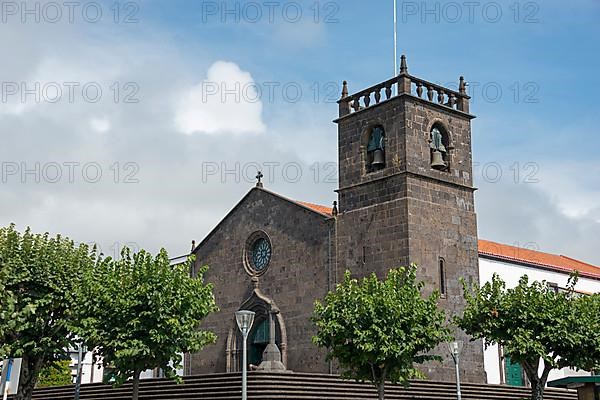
[[535, 161, 600, 218], [1, 8, 598, 270], [90, 117, 111, 133], [476, 180, 600, 266], [175, 61, 266, 136], [0, 24, 334, 259]]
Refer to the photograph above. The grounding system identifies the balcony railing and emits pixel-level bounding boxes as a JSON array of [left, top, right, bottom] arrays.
[[338, 55, 470, 118]]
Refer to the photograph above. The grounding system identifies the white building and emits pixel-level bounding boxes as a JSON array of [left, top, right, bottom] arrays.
[[478, 239, 600, 386], [68, 349, 158, 385]]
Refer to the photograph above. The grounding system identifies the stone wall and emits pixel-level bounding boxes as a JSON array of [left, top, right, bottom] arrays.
[[335, 94, 486, 383], [190, 188, 334, 374]]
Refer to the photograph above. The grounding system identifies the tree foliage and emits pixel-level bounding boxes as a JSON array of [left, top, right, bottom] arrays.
[[72, 248, 218, 400], [0, 224, 97, 400], [36, 360, 73, 388], [457, 273, 600, 400], [312, 265, 451, 400], [571, 293, 600, 371]]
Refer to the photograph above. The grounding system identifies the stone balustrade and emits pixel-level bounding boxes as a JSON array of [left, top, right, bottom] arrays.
[[339, 55, 470, 118]]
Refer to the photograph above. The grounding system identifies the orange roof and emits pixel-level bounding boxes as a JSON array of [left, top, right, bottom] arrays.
[[479, 239, 600, 279], [296, 201, 333, 216]]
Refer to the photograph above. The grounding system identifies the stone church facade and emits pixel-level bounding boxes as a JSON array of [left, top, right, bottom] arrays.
[[187, 56, 486, 383]]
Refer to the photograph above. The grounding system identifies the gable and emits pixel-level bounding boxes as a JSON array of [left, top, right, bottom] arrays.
[[193, 187, 333, 253]]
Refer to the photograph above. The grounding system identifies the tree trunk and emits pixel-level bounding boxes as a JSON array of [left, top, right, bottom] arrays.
[[377, 382, 385, 400], [530, 379, 544, 400], [526, 360, 552, 400], [132, 369, 141, 400], [522, 358, 547, 400], [15, 356, 43, 400]]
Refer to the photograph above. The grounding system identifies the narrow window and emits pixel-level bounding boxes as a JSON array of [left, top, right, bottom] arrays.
[[439, 258, 447, 296]]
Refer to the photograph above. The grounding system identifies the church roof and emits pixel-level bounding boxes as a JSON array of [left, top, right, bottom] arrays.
[[296, 201, 333, 217]]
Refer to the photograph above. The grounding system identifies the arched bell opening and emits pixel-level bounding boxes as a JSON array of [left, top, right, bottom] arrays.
[[429, 123, 451, 171], [364, 125, 386, 173]]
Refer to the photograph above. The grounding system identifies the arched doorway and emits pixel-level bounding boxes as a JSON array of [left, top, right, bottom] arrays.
[[249, 317, 269, 366], [225, 279, 288, 372], [247, 314, 284, 367]]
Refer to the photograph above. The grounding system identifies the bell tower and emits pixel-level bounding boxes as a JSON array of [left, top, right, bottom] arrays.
[[334, 56, 485, 383]]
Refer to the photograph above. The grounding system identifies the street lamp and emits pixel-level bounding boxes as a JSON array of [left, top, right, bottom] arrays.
[[235, 310, 255, 400], [74, 342, 88, 400], [447, 341, 463, 400]]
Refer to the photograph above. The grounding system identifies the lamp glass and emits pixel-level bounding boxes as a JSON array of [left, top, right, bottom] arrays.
[[235, 310, 256, 336], [446, 340, 464, 356]]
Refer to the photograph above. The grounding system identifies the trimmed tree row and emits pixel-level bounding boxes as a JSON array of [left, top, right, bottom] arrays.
[[1, 224, 599, 400]]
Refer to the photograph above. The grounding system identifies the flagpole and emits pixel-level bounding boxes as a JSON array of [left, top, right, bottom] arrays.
[[393, 0, 398, 77]]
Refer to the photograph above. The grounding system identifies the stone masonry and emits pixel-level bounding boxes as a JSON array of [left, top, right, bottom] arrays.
[[190, 188, 335, 374], [189, 57, 486, 383], [335, 59, 485, 382]]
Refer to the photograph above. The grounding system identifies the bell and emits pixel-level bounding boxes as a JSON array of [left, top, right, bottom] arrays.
[[371, 149, 385, 168], [431, 150, 447, 170]]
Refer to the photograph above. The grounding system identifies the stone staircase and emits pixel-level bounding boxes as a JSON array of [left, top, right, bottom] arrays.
[[12, 372, 577, 400]]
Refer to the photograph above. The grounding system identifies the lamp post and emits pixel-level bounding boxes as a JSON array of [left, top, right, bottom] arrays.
[[74, 342, 87, 400], [235, 310, 255, 400], [447, 341, 463, 400]]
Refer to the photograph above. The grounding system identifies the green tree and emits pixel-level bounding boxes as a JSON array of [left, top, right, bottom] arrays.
[[0, 224, 97, 400], [571, 293, 600, 371], [73, 248, 218, 400], [457, 273, 600, 400], [312, 265, 451, 400], [36, 360, 73, 388]]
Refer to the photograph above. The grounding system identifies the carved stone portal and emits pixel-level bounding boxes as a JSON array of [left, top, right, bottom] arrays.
[[226, 277, 287, 372]]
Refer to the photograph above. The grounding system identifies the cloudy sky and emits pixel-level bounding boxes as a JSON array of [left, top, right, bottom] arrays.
[[1, 0, 599, 264]]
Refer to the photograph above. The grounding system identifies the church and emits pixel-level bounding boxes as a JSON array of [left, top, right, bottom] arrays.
[[187, 56, 487, 383]]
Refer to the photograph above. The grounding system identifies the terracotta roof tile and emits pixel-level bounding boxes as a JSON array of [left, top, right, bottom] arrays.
[[296, 201, 333, 216], [479, 239, 600, 279]]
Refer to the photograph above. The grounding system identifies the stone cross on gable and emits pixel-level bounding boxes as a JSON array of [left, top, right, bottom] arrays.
[[256, 171, 264, 188]]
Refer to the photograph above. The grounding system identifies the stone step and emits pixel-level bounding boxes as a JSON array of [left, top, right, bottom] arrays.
[[10, 372, 576, 400]]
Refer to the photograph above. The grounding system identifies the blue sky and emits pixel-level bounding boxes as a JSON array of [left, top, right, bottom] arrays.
[[137, 0, 600, 161], [1, 0, 599, 264]]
